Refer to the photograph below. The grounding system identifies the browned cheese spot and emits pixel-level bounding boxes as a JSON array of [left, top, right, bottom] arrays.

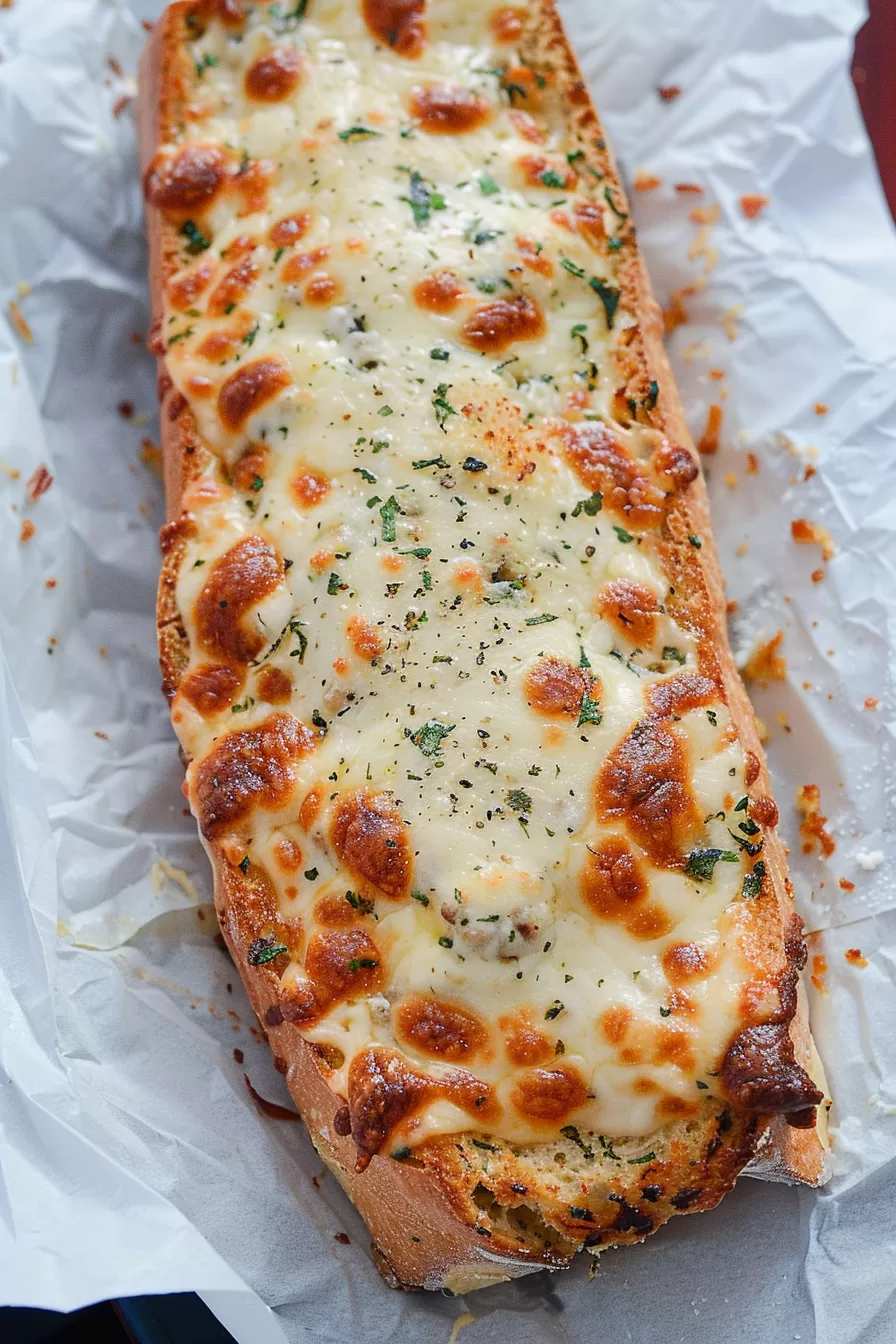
[[597, 578, 659, 647], [314, 892, 362, 927], [185, 1, 246, 31], [574, 199, 605, 248], [270, 211, 312, 247], [290, 467, 331, 508], [581, 837, 673, 940], [652, 1024, 696, 1073], [194, 713, 314, 839], [646, 672, 719, 719], [517, 154, 577, 191], [489, 5, 526, 41], [361, 0, 427, 58], [282, 246, 330, 283], [461, 294, 545, 353], [194, 534, 283, 663], [346, 615, 385, 662], [304, 272, 342, 306], [751, 795, 779, 827], [274, 835, 304, 872], [256, 666, 292, 704], [744, 751, 761, 787], [305, 928, 386, 1007], [662, 940, 716, 986], [233, 445, 269, 491], [511, 1064, 588, 1124], [218, 356, 292, 432], [245, 46, 303, 102], [166, 259, 214, 311], [348, 1046, 498, 1170], [180, 662, 245, 716], [652, 439, 699, 492], [523, 656, 595, 719], [413, 269, 465, 313], [395, 996, 488, 1062], [143, 144, 229, 217], [331, 790, 413, 900], [409, 84, 490, 134], [499, 1011, 555, 1066], [556, 422, 666, 527], [721, 1023, 823, 1124], [207, 256, 260, 316], [596, 719, 701, 869], [599, 1003, 632, 1045], [299, 783, 325, 832]]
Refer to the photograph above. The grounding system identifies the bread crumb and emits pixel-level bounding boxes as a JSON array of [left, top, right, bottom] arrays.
[[845, 948, 868, 968], [634, 170, 662, 192], [723, 472, 737, 488], [736, 541, 749, 557], [112, 94, 132, 118], [726, 599, 738, 614], [663, 284, 696, 334], [140, 439, 164, 479], [811, 569, 825, 584], [45, 578, 56, 589], [94, 729, 109, 740], [448, 1313, 477, 1344], [814, 403, 828, 416], [696, 403, 723, 455], [334, 1232, 351, 1245], [743, 631, 786, 685], [657, 85, 681, 101], [683, 340, 711, 362], [25, 463, 53, 501], [745, 452, 759, 475], [8, 299, 33, 344], [855, 849, 883, 871], [19, 519, 35, 543], [688, 204, 721, 275], [796, 784, 835, 858], [776, 711, 791, 732], [810, 953, 828, 994], [151, 857, 200, 903], [675, 182, 703, 196], [754, 715, 769, 743], [863, 697, 879, 711], [838, 877, 855, 892], [791, 517, 836, 561], [740, 194, 769, 219], [709, 368, 725, 381], [721, 304, 743, 342]]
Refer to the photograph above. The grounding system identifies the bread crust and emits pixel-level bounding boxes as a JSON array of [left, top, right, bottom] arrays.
[[139, 0, 827, 1290]]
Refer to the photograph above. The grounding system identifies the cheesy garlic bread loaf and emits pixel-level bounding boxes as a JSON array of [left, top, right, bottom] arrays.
[[140, 0, 827, 1291]]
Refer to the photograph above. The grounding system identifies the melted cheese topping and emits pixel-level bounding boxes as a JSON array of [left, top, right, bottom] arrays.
[[154, 0, 775, 1155]]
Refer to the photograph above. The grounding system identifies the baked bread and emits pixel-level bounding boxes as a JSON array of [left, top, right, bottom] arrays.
[[139, 0, 828, 1292]]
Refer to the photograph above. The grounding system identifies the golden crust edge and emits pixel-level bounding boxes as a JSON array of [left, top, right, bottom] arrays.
[[138, 0, 828, 1292]]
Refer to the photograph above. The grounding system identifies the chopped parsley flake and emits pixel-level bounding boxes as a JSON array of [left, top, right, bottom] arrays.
[[686, 848, 739, 881], [506, 788, 532, 813], [338, 125, 381, 140], [180, 220, 210, 254], [544, 1000, 564, 1020], [247, 937, 288, 966], [408, 719, 455, 756], [577, 690, 603, 728], [613, 525, 635, 543]]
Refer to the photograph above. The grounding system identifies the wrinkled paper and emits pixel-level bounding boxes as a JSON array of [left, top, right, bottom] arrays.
[[1, 0, 894, 1340]]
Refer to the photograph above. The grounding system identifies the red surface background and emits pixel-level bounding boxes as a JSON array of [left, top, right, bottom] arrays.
[[853, 0, 895, 219]]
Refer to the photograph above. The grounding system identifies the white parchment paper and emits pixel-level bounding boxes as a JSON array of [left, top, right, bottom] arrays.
[[1, 1, 895, 1340]]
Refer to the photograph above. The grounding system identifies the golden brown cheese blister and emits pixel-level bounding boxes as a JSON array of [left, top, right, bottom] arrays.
[[141, 0, 827, 1290]]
